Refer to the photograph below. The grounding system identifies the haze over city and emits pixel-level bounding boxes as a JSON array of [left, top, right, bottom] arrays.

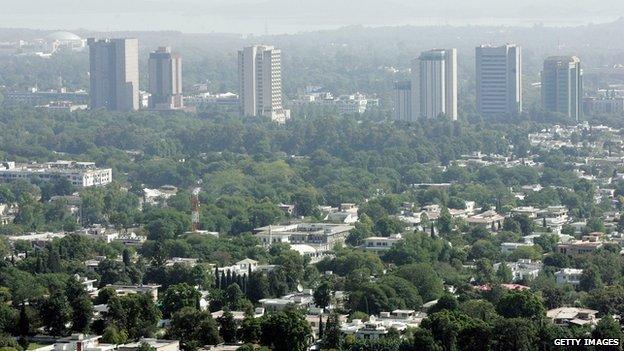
[[3, 0, 624, 34], [1, 2, 624, 351]]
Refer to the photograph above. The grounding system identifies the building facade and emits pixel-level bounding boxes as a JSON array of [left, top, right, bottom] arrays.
[[393, 81, 412, 121], [542, 56, 582, 121], [0, 161, 112, 188], [411, 48, 457, 120], [476, 44, 522, 117], [238, 45, 289, 123], [148, 47, 183, 110], [87, 38, 139, 111]]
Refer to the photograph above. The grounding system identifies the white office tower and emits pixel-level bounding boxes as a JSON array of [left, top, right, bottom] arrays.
[[238, 45, 290, 123], [541, 56, 582, 121], [411, 49, 458, 120], [148, 47, 183, 110], [476, 44, 522, 117], [393, 81, 412, 121], [88, 38, 139, 111]]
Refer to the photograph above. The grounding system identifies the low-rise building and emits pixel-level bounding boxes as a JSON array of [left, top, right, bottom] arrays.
[[547, 307, 600, 327], [467, 210, 504, 230], [0, 161, 111, 188], [103, 284, 161, 302], [118, 339, 180, 351], [493, 259, 543, 282], [362, 234, 403, 253], [555, 268, 583, 286], [254, 223, 353, 252], [556, 241, 603, 256], [500, 242, 533, 255]]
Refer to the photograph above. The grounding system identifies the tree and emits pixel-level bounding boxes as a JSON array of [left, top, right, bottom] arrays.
[[438, 207, 453, 235], [102, 325, 128, 345], [323, 313, 341, 350], [240, 315, 262, 344], [225, 283, 245, 311], [260, 309, 312, 351], [495, 263, 513, 283], [313, 280, 332, 311], [218, 310, 237, 343], [107, 293, 161, 340], [579, 266, 603, 292], [592, 315, 623, 351], [161, 283, 201, 318], [491, 318, 538, 351], [246, 272, 269, 303], [411, 328, 443, 351], [496, 291, 545, 319], [71, 296, 93, 333], [39, 290, 72, 336], [167, 308, 221, 351]]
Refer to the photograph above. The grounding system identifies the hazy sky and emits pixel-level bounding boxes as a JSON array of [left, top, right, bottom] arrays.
[[2, 0, 624, 34]]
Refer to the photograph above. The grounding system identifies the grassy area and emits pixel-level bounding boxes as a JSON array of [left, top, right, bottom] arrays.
[[26, 343, 51, 350]]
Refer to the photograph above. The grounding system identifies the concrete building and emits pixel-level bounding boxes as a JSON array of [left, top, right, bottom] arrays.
[[583, 97, 624, 115], [547, 307, 599, 327], [494, 259, 543, 282], [555, 268, 583, 286], [254, 223, 353, 253], [0, 161, 112, 188], [476, 44, 522, 117], [542, 56, 582, 121], [238, 45, 289, 123], [393, 81, 412, 121], [362, 234, 403, 253], [87, 38, 139, 111], [411, 49, 458, 120], [148, 47, 183, 110]]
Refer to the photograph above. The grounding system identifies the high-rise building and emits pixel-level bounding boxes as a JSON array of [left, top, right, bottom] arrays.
[[148, 47, 183, 110], [393, 81, 412, 121], [411, 48, 457, 120], [475, 44, 522, 117], [238, 45, 289, 123], [541, 56, 582, 121], [87, 38, 139, 111]]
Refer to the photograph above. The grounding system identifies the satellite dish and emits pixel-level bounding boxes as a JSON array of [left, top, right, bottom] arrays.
[[296, 283, 303, 293]]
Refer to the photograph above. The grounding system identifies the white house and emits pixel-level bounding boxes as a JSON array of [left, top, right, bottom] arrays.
[[555, 268, 583, 286]]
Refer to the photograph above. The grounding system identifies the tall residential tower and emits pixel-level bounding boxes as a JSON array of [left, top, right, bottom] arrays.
[[238, 45, 289, 123], [475, 44, 522, 117], [411, 48, 458, 120], [541, 56, 582, 121], [148, 47, 183, 110], [87, 38, 139, 111]]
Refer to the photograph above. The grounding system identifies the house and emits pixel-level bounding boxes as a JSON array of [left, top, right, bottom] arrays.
[[362, 234, 403, 253], [500, 242, 533, 255], [555, 268, 583, 286], [467, 210, 504, 230], [547, 307, 600, 327], [164, 257, 199, 267], [254, 223, 353, 252], [103, 284, 161, 302], [32, 334, 116, 351], [259, 290, 315, 313], [118, 339, 180, 351], [290, 244, 325, 263], [510, 206, 540, 219], [211, 308, 265, 322], [493, 259, 543, 282], [341, 319, 389, 340], [74, 275, 97, 292], [217, 258, 259, 276], [556, 241, 603, 256]]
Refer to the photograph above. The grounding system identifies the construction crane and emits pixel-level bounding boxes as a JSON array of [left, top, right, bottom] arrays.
[[191, 187, 201, 232]]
